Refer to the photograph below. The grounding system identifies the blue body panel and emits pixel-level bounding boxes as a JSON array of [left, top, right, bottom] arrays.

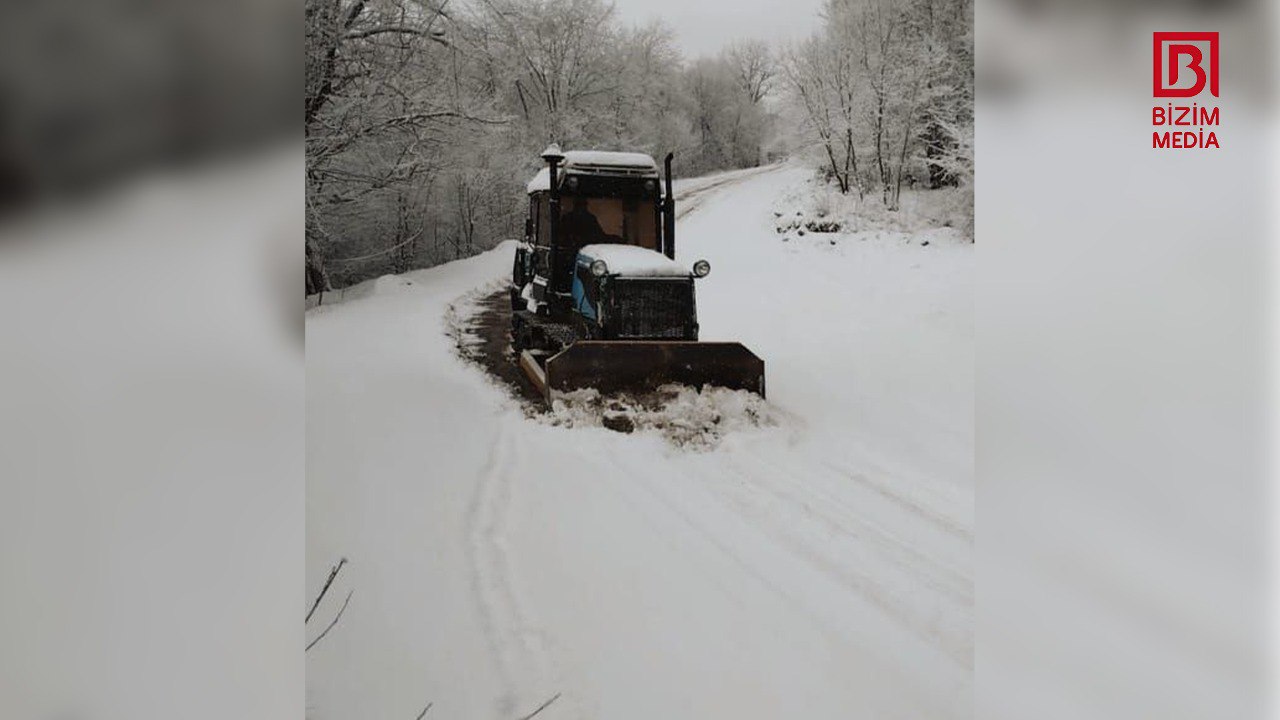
[[571, 255, 597, 321]]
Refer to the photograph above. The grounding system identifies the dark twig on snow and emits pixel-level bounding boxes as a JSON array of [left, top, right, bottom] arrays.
[[413, 701, 433, 720], [305, 589, 353, 652], [306, 557, 348, 623], [516, 693, 561, 720]]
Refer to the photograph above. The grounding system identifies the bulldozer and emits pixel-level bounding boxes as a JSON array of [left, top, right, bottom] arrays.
[[510, 144, 765, 402]]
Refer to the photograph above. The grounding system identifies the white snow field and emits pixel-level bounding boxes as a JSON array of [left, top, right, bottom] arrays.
[[306, 165, 973, 719]]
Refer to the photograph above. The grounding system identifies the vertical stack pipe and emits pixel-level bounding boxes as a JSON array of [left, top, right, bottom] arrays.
[[663, 152, 675, 260], [547, 157, 561, 291]]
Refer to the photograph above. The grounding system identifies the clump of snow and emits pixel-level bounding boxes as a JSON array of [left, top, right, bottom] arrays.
[[578, 244, 692, 277], [543, 384, 778, 450]]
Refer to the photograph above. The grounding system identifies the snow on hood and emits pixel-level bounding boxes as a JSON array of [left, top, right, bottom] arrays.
[[527, 151, 660, 193], [577, 244, 692, 278]]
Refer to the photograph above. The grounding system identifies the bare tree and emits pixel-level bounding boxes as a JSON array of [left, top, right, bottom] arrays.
[[781, 0, 971, 215], [726, 40, 776, 105], [781, 37, 859, 196], [471, 0, 619, 143]]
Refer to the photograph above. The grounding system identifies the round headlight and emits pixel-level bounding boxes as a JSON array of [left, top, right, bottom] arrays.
[[692, 259, 711, 278], [565, 176, 579, 190], [590, 259, 609, 277]]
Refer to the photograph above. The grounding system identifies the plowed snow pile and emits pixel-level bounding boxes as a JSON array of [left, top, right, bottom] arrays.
[[307, 164, 973, 720], [543, 385, 780, 449]]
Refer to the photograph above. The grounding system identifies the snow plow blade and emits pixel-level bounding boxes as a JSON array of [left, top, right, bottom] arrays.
[[530, 341, 765, 401]]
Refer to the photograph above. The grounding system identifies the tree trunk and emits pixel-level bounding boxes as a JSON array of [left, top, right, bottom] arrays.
[[305, 237, 331, 295]]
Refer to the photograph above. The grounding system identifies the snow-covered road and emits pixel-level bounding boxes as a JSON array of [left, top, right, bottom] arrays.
[[306, 165, 973, 719]]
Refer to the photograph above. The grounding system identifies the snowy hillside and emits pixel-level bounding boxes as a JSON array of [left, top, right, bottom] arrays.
[[306, 165, 973, 719]]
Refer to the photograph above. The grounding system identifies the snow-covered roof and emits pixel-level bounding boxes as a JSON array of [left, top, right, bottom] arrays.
[[563, 151, 657, 171], [526, 150, 660, 193], [526, 168, 552, 194], [577, 244, 691, 278]]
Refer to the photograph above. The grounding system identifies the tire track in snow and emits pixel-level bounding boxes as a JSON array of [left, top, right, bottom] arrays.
[[464, 417, 516, 711], [747, 449, 971, 582], [728, 450, 971, 604], [584, 445, 847, 635], [466, 416, 563, 717], [585, 436, 968, 671], [708, 450, 973, 667], [818, 458, 971, 543]]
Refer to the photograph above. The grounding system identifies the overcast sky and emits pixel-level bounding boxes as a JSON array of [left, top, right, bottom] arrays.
[[609, 0, 825, 59]]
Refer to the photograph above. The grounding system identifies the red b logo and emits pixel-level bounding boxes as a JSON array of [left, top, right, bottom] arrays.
[[1153, 32, 1219, 97]]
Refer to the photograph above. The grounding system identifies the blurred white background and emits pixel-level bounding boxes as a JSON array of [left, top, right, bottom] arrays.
[[978, 1, 1274, 718], [0, 1, 302, 716]]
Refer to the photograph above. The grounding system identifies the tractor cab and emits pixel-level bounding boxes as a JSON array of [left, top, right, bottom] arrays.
[[509, 145, 763, 401], [515, 148, 672, 305]]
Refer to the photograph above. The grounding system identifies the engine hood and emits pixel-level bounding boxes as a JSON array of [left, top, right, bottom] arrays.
[[576, 244, 692, 278]]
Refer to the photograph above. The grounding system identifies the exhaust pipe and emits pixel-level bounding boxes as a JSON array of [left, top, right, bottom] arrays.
[[663, 152, 675, 260], [542, 143, 565, 291]]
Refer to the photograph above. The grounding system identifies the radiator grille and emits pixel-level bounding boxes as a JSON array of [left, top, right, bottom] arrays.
[[611, 279, 695, 339]]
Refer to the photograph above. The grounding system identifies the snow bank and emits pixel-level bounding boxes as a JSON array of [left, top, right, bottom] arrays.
[[770, 171, 973, 240], [306, 241, 520, 310]]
